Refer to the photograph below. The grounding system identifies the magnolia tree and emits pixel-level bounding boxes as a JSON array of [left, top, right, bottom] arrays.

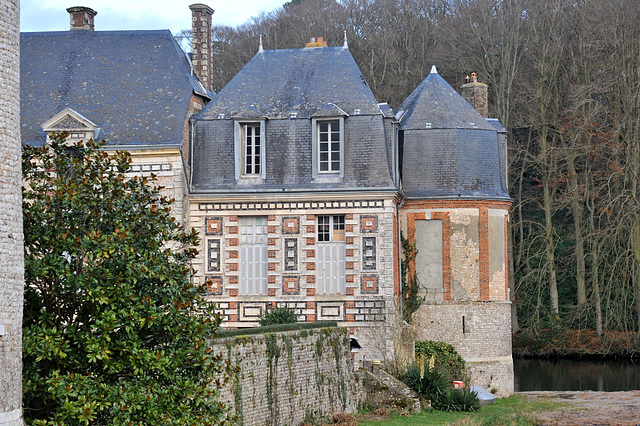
[[22, 136, 235, 425]]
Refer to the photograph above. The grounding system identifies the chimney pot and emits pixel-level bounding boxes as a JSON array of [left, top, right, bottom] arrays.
[[66, 6, 97, 31]]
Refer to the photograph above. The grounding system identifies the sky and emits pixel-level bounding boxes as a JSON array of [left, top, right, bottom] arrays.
[[20, 0, 287, 33]]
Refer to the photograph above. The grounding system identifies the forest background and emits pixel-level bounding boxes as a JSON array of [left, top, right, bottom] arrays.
[[182, 0, 640, 354]]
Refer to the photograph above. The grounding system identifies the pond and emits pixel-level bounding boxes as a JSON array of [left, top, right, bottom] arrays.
[[514, 357, 640, 391]]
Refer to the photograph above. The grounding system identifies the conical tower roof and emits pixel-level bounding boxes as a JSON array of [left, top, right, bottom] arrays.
[[398, 66, 493, 131]]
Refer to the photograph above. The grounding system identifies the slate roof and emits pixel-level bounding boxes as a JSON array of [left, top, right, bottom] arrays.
[[398, 66, 509, 200], [197, 46, 380, 120], [21, 30, 209, 146], [398, 66, 494, 131]]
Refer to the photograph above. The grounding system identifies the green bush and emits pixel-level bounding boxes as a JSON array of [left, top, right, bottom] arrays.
[[436, 388, 480, 412], [415, 340, 466, 381], [402, 363, 450, 403], [259, 307, 298, 326]]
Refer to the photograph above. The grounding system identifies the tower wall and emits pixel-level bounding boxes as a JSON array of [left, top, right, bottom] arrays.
[[0, 0, 24, 424], [401, 200, 513, 396]]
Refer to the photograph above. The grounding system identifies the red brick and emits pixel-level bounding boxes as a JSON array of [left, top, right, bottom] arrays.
[[229, 276, 238, 285], [228, 226, 238, 234], [306, 225, 315, 233], [229, 288, 238, 296], [268, 262, 277, 271], [306, 249, 315, 258], [306, 262, 316, 271], [345, 213, 353, 220], [268, 276, 276, 284], [346, 249, 355, 257], [268, 215, 276, 221], [346, 261, 354, 270], [306, 314, 315, 322], [268, 238, 278, 246], [346, 301, 355, 309], [229, 263, 238, 272], [268, 225, 277, 234], [346, 236, 355, 245], [306, 301, 315, 310], [229, 215, 238, 222], [307, 237, 316, 245], [306, 275, 316, 284], [346, 287, 355, 296], [268, 250, 276, 259], [229, 250, 238, 259], [227, 238, 238, 247], [229, 314, 238, 322], [346, 314, 355, 322], [306, 288, 316, 296], [268, 288, 276, 297], [346, 224, 354, 232], [306, 215, 315, 221], [229, 301, 237, 309], [346, 274, 355, 283]]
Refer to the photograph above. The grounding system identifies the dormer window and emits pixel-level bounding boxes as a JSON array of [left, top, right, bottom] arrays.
[[242, 123, 261, 175], [312, 117, 344, 178], [41, 108, 99, 145], [318, 120, 341, 172], [234, 120, 266, 180]]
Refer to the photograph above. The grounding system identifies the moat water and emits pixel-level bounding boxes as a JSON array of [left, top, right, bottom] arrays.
[[514, 357, 640, 391]]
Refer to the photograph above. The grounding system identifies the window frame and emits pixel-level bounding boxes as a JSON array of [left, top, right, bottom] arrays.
[[234, 120, 266, 180], [317, 215, 346, 243], [312, 117, 344, 179]]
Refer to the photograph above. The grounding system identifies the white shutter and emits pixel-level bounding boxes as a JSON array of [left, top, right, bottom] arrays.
[[239, 217, 268, 295], [317, 243, 346, 294]]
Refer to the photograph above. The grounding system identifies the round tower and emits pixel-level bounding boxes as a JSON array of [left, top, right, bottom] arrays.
[[398, 66, 513, 395], [0, 0, 24, 424]]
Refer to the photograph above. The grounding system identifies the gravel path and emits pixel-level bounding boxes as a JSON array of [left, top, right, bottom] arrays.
[[520, 391, 640, 425]]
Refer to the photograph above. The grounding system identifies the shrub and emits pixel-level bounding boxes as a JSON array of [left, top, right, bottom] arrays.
[[259, 307, 298, 326], [402, 363, 450, 402], [415, 340, 467, 381], [435, 388, 480, 412]]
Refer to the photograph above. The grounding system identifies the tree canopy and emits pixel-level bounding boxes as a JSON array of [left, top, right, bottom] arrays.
[[22, 136, 235, 425]]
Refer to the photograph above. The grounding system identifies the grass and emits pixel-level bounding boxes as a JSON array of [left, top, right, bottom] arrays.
[[356, 394, 568, 425]]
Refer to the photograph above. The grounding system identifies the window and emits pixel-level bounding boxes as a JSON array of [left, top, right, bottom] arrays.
[[312, 118, 344, 178], [318, 120, 341, 172], [317, 215, 346, 294], [235, 121, 265, 180], [317, 215, 345, 242], [242, 123, 261, 175]]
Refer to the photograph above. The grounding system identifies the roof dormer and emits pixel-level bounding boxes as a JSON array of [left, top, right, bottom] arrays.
[[42, 108, 100, 144]]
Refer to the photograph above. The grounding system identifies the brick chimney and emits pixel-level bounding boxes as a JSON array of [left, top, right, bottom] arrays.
[[66, 6, 97, 31], [189, 4, 214, 93], [461, 72, 489, 118]]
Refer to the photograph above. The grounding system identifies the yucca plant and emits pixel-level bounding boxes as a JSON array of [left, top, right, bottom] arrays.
[[435, 388, 480, 412]]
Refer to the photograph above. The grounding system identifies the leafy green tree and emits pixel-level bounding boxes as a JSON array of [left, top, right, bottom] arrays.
[[22, 136, 235, 425]]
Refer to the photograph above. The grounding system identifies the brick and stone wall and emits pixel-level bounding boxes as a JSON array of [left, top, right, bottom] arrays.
[[411, 301, 514, 396], [191, 197, 401, 362], [126, 148, 189, 224], [0, 0, 24, 424], [213, 327, 362, 425]]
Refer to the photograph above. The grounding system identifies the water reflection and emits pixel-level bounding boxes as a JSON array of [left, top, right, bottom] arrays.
[[514, 358, 640, 391]]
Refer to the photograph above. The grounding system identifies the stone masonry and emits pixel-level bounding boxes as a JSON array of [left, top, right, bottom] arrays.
[[0, 0, 24, 424], [213, 327, 361, 425]]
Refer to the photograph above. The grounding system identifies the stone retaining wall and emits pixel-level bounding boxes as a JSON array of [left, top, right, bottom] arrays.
[[213, 327, 361, 425]]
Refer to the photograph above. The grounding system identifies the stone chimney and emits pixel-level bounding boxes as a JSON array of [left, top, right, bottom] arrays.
[[461, 72, 489, 118], [67, 6, 97, 31], [189, 4, 215, 93]]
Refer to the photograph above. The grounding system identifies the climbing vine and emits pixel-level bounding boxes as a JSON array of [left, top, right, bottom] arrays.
[[401, 232, 424, 323]]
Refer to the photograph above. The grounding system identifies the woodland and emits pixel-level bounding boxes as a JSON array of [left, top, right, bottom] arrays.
[[181, 0, 640, 354]]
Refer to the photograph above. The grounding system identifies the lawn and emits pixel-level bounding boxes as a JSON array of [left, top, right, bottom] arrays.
[[355, 394, 567, 425]]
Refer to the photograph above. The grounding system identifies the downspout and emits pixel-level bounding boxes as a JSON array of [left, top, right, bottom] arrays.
[[189, 118, 195, 191]]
